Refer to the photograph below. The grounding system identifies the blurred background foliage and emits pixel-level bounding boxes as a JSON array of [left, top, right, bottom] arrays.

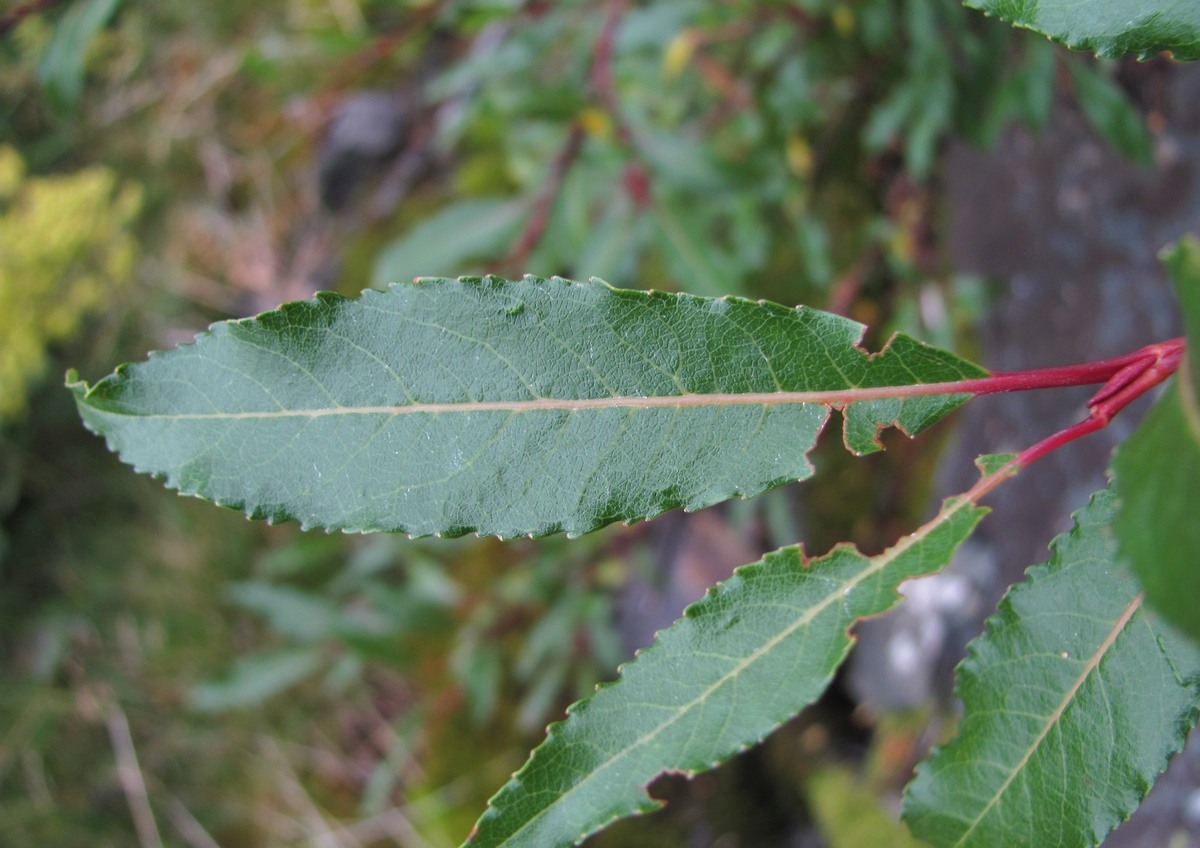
[[0, 0, 1155, 845]]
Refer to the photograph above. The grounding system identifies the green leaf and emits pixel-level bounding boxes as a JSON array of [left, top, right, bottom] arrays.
[[1112, 386, 1200, 642], [225, 582, 340, 643], [189, 648, 324, 712], [1066, 60, 1152, 166], [965, 0, 1200, 61], [1112, 238, 1200, 641], [903, 487, 1200, 848], [36, 0, 122, 108], [651, 198, 743, 297], [572, 197, 645, 285], [69, 277, 985, 539], [1168, 237, 1200, 402], [371, 198, 527, 288], [466, 466, 1000, 847], [1013, 36, 1056, 131]]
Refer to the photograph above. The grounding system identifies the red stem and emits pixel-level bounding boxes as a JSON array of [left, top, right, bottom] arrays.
[[960, 337, 1184, 504], [959, 337, 1185, 397], [503, 0, 628, 271], [503, 124, 586, 272], [1014, 338, 1184, 468]]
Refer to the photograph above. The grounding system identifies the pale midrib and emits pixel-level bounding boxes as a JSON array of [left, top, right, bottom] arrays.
[[953, 592, 1144, 848], [107, 383, 975, 420], [492, 491, 981, 847]]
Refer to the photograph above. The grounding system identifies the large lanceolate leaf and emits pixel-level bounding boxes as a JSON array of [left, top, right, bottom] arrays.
[[69, 276, 984, 538], [904, 487, 1200, 848], [1113, 239, 1200, 641], [1112, 385, 1200, 641], [466, 460, 1008, 847], [965, 0, 1200, 60]]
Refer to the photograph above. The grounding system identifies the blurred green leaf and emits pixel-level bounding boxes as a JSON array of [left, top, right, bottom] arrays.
[[794, 218, 835, 290], [516, 657, 568, 734], [1171, 237, 1200, 405], [615, 3, 702, 52], [35, 0, 121, 108], [904, 487, 1200, 847], [634, 132, 724, 192], [226, 582, 340, 642], [1066, 60, 1152, 166], [372, 198, 527, 287], [453, 639, 504, 726], [1014, 37, 1057, 130], [969, 36, 1057, 147], [651, 197, 743, 296], [863, 79, 919, 156], [573, 196, 646, 285], [1112, 239, 1200, 640], [1112, 385, 1200, 642], [190, 648, 324, 712]]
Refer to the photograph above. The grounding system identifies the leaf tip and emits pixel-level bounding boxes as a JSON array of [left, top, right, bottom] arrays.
[[65, 368, 88, 397]]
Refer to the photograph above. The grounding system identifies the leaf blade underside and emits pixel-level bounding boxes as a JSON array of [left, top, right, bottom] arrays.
[[466, 469, 1001, 847], [965, 0, 1200, 60], [1113, 238, 1200, 641], [903, 487, 1200, 848], [70, 276, 984, 538]]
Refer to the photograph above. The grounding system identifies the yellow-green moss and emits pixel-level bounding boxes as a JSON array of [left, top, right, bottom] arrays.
[[0, 146, 141, 420]]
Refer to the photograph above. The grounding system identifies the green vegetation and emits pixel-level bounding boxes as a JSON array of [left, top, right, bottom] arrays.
[[0, 145, 139, 420]]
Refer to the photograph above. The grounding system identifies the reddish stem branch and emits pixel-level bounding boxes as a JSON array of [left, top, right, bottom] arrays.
[[1013, 337, 1184, 468], [590, 0, 631, 146], [975, 338, 1185, 395], [503, 1, 627, 271], [959, 337, 1184, 505], [503, 124, 586, 272], [877, 337, 1186, 402]]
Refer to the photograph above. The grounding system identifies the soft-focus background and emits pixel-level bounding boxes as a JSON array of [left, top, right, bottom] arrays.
[[3, 2, 1198, 846]]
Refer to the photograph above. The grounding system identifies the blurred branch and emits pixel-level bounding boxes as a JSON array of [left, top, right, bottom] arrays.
[[504, 0, 647, 271], [104, 697, 165, 848], [317, 3, 442, 102], [0, 0, 63, 39], [166, 796, 222, 848], [503, 123, 586, 273], [264, 737, 359, 848], [590, 0, 631, 148]]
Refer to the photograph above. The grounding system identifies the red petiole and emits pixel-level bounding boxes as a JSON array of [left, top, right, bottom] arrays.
[[1012, 337, 1185, 469], [935, 337, 1186, 398], [960, 337, 1185, 504]]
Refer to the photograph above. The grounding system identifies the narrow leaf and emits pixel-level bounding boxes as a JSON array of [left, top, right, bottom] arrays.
[[903, 487, 1200, 848], [1066, 60, 1152, 166], [1177, 238, 1200, 397], [370, 198, 527, 288], [965, 0, 1200, 60], [651, 198, 742, 297], [36, 0, 122, 108], [1112, 385, 1200, 641], [466, 461, 1007, 847], [1113, 238, 1200, 640], [189, 648, 324, 712], [69, 277, 984, 538]]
